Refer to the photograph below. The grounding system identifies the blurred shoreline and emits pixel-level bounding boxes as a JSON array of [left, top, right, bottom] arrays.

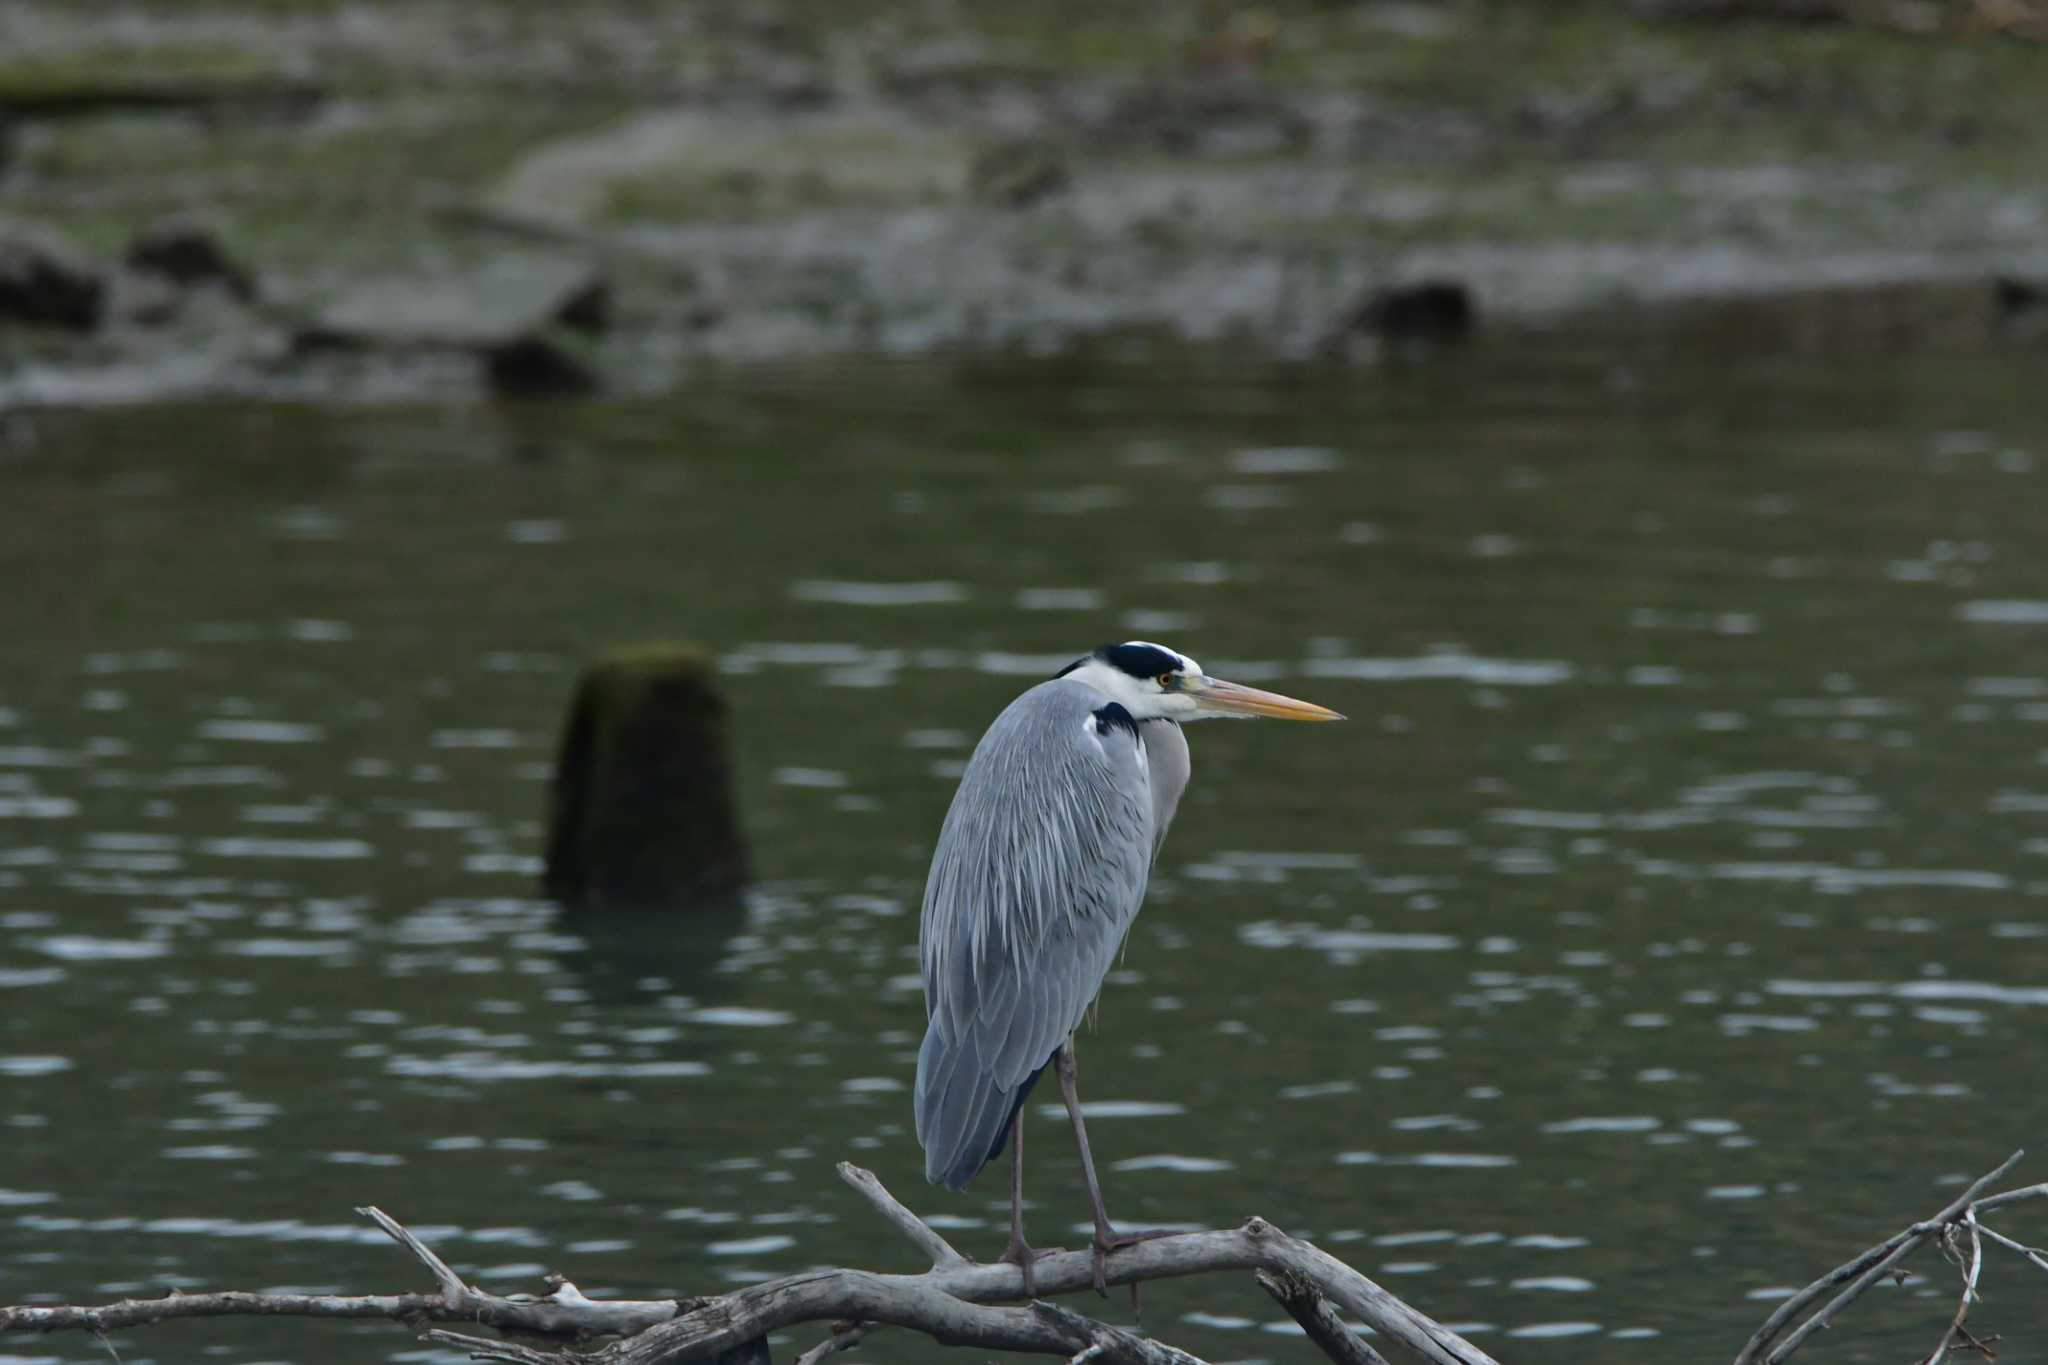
[[2, 0, 2045, 408]]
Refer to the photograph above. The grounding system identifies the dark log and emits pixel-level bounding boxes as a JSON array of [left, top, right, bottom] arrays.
[[544, 645, 749, 910]]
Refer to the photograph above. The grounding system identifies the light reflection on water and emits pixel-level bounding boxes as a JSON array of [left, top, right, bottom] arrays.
[[1, 351, 2046, 1362]]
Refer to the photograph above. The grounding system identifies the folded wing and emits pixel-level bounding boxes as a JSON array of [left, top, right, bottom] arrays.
[[914, 680, 1155, 1190]]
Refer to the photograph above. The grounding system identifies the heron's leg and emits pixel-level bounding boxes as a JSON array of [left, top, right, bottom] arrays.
[[993, 1107, 1048, 1296], [1056, 1037, 1172, 1295], [1055, 1038, 1113, 1246]]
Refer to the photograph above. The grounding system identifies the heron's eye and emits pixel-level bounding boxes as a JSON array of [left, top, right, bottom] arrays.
[[1157, 672, 1176, 689]]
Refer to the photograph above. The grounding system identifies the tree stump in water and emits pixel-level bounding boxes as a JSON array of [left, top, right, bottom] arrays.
[[543, 645, 748, 909]]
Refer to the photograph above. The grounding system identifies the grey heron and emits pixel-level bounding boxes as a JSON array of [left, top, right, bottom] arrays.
[[914, 640, 1343, 1291]]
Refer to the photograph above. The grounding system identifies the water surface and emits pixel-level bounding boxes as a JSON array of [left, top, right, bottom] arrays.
[[3, 343, 2047, 1363]]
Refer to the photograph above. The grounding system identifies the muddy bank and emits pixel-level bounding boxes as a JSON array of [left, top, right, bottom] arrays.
[[1, 0, 2044, 406]]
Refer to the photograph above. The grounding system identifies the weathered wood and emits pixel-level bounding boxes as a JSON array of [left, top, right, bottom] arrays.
[[12, 1156, 2048, 1365], [838, 1160, 968, 1268], [0, 1205, 680, 1342], [1922, 1210, 1986, 1365], [1, 1290, 448, 1335], [1258, 1269, 1395, 1365], [426, 1207, 1500, 1365], [1734, 1150, 2026, 1365], [1028, 1300, 1209, 1365], [427, 1285, 1219, 1365], [3, 1171, 1495, 1365]]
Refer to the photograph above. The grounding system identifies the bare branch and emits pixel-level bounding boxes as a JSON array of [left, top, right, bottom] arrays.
[[1257, 1269, 1394, 1365], [539, 1210, 1496, 1365], [0, 1291, 447, 1335], [423, 1286, 1214, 1365], [423, 1329, 572, 1365], [1974, 1181, 2048, 1216], [1269, 1225, 1496, 1365], [794, 1322, 873, 1365], [1978, 1224, 2048, 1277], [1028, 1300, 1209, 1365], [1736, 1150, 2025, 1365], [835, 1162, 966, 1268], [2, 1180, 1490, 1365], [16, 1152, 2048, 1365], [359, 1204, 468, 1300], [2, 1209, 681, 1343], [1922, 1210, 1985, 1365], [400, 1179, 1499, 1365], [1730, 1225, 1920, 1365]]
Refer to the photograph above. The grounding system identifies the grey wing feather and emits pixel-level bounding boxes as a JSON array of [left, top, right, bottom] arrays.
[[914, 679, 1154, 1191]]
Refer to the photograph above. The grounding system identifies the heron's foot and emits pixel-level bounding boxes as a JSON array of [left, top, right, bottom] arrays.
[[1089, 1225, 1178, 1295], [997, 1237, 1061, 1298]]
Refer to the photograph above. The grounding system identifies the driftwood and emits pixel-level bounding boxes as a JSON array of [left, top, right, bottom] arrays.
[[1258, 1270, 1395, 1365], [0, 1162, 1492, 1365], [0, 1202, 684, 1342], [4, 1154, 2045, 1365]]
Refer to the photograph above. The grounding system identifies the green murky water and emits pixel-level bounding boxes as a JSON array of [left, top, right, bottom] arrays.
[[3, 342, 2047, 1364]]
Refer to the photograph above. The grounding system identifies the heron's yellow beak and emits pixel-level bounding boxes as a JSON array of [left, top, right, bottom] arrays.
[[1186, 675, 1345, 721]]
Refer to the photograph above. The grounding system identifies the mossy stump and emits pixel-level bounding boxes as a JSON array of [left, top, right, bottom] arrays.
[[543, 645, 748, 910]]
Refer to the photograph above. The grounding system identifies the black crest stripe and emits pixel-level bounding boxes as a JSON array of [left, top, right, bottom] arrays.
[[1092, 702, 1139, 739], [1102, 642, 1182, 679]]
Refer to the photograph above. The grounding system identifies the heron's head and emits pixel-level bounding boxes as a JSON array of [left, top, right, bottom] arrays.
[[1056, 641, 1344, 724]]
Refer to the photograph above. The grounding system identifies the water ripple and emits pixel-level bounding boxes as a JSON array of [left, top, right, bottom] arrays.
[[1958, 600, 2048, 625], [1303, 655, 1572, 686], [196, 720, 325, 743], [32, 936, 168, 962], [790, 581, 966, 607], [1113, 1155, 1234, 1173], [1038, 1101, 1185, 1119], [1232, 446, 1341, 474], [201, 837, 374, 860], [1541, 1117, 1659, 1135], [387, 1056, 711, 1081], [0, 797, 78, 819], [708, 1234, 794, 1256], [0, 1057, 72, 1077], [1241, 921, 1459, 954], [1336, 1152, 1516, 1168], [1771, 978, 2048, 1007], [1509, 1322, 1602, 1339]]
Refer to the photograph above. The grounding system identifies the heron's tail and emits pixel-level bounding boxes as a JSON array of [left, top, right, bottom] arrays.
[[914, 1028, 1051, 1191]]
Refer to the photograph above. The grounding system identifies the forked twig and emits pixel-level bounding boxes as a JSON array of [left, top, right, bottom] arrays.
[[1257, 1269, 1394, 1365], [1923, 1211, 1987, 1365], [1737, 1150, 2040, 1365], [0, 1208, 678, 1340], [1977, 1225, 2048, 1277], [836, 1162, 967, 1268], [793, 1321, 872, 1365]]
